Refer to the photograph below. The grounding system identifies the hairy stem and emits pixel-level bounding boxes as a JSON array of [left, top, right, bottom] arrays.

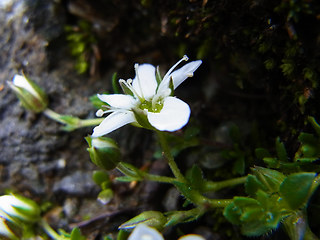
[[43, 108, 103, 130], [204, 176, 247, 192], [156, 131, 186, 183]]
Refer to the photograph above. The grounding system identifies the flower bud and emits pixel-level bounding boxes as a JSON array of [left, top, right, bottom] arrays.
[[119, 211, 167, 231], [0, 194, 41, 223], [86, 136, 121, 170], [8, 74, 48, 113], [0, 215, 21, 240]]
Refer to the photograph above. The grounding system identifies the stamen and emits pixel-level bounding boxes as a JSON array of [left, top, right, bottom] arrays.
[[163, 55, 189, 81], [119, 79, 143, 102], [96, 109, 105, 117], [187, 73, 194, 77], [134, 63, 145, 100]]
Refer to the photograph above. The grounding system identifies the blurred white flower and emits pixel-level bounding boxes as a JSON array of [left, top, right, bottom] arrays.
[[178, 234, 206, 240], [8, 74, 48, 112], [128, 224, 164, 240], [0, 216, 20, 240], [92, 55, 202, 137], [0, 195, 41, 223]]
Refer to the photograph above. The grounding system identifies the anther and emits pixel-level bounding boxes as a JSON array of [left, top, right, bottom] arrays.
[[96, 109, 105, 117]]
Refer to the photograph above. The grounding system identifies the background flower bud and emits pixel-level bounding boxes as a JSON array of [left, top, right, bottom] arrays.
[[0, 195, 41, 223], [0, 216, 20, 240], [86, 136, 121, 170], [119, 211, 167, 231], [8, 74, 48, 113]]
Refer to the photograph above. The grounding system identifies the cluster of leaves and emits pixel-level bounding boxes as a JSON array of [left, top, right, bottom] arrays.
[[224, 117, 320, 237], [65, 20, 99, 75]]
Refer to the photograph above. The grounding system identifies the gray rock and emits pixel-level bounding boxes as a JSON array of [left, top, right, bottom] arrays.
[[53, 171, 98, 196]]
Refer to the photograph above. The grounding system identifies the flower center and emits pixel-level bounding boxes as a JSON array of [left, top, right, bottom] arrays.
[[139, 98, 163, 113]]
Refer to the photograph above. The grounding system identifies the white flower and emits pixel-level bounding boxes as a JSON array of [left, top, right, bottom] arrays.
[[128, 224, 164, 240], [92, 55, 202, 137], [178, 234, 206, 240], [0, 195, 41, 223], [0, 216, 19, 240]]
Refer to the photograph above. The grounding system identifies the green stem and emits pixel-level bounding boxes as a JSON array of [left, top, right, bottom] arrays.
[[208, 199, 233, 208], [144, 173, 176, 184], [156, 131, 186, 183], [116, 162, 176, 184], [40, 220, 62, 240], [43, 108, 103, 129], [43, 108, 68, 124], [204, 176, 247, 192]]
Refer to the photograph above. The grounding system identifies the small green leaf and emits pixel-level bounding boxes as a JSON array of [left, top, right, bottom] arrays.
[[186, 165, 205, 191], [70, 227, 86, 240], [97, 189, 114, 205], [276, 137, 288, 162], [252, 167, 285, 193], [280, 172, 316, 210], [245, 175, 267, 196], [263, 157, 280, 168], [233, 156, 245, 175], [308, 117, 320, 137], [92, 170, 110, 187], [255, 148, 271, 160]]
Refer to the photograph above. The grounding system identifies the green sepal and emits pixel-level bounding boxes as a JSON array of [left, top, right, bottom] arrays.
[[132, 108, 155, 130], [280, 172, 316, 210], [119, 211, 167, 230], [9, 80, 48, 113], [119, 80, 134, 96], [111, 72, 121, 94], [86, 136, 121, 170], [168, 77, 174, 96], [156, 66, 162, 85]]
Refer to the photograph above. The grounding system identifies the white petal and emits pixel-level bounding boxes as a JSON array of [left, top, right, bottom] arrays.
[[128, 224, 164, 240], [157, 60, 202, 94], [132, 64, 158, 99], [92, 111, 135, 137], [12, 74, 39, 98], [178, 234, 206, 240], [97, 94, 137, 109], [147, 96, 190, 131], [169, 60, 202, 89]]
